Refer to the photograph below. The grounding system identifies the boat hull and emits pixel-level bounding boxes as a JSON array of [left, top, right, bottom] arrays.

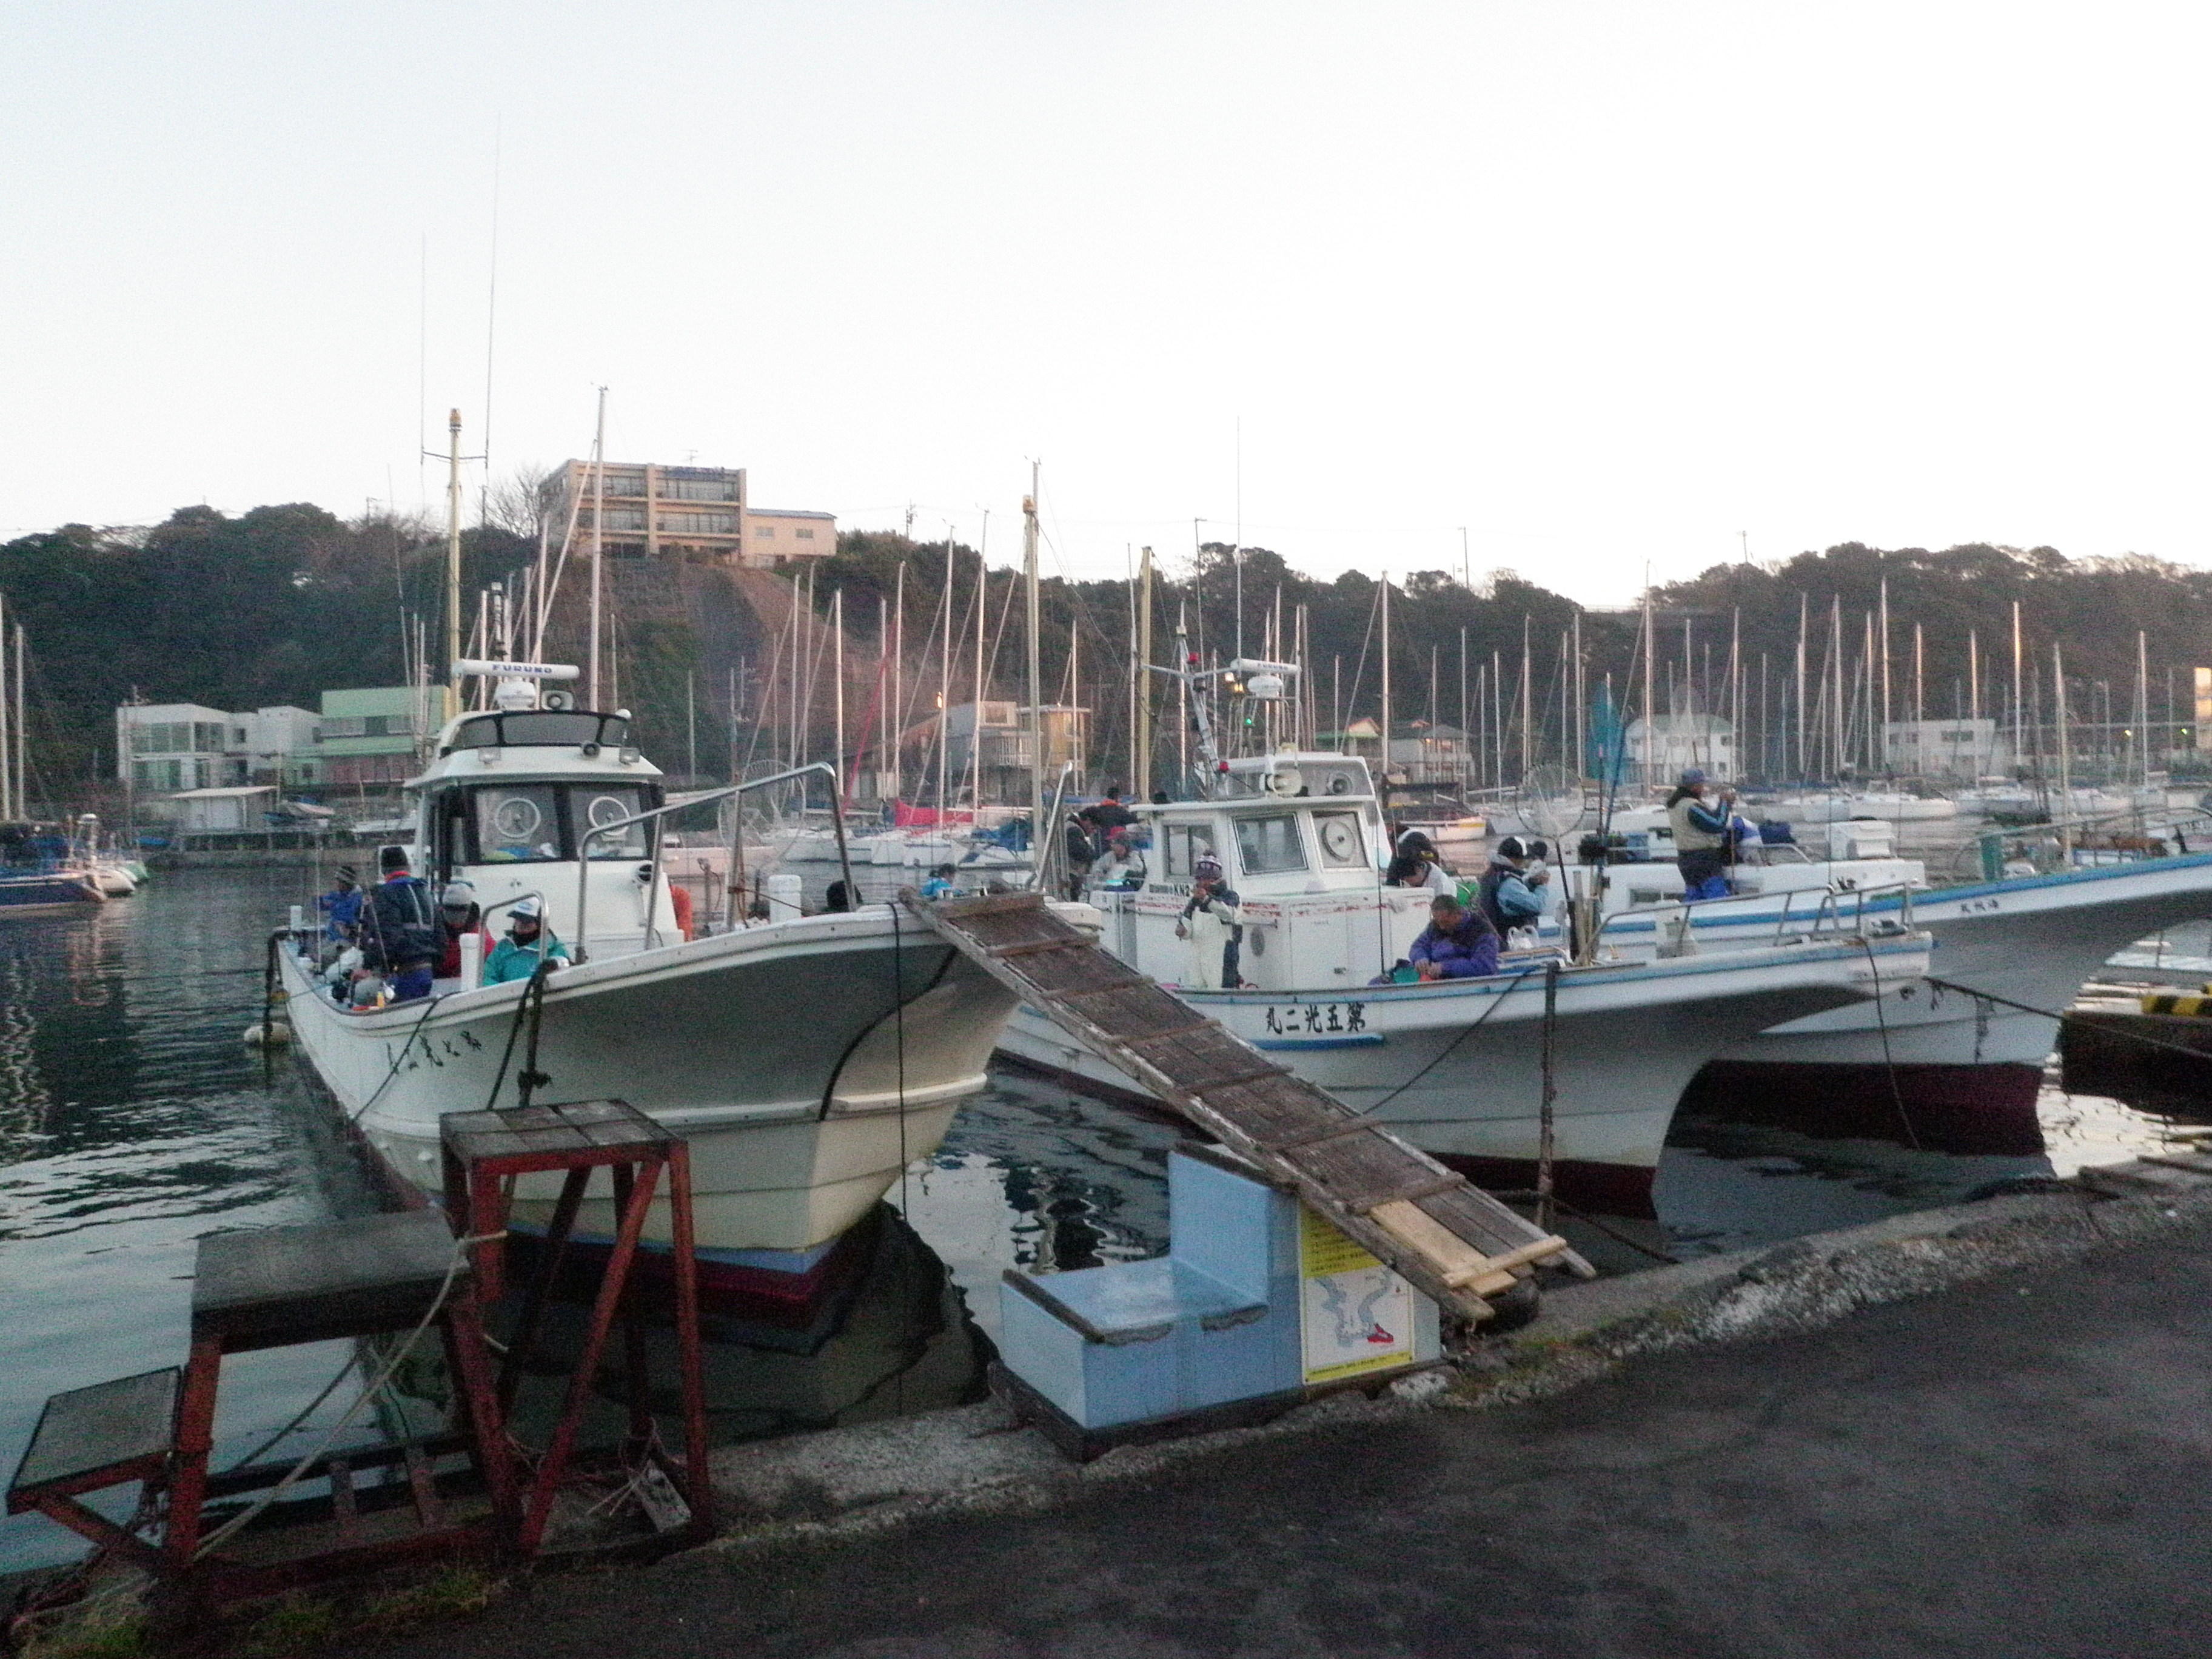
[[999, 934, 1926, 1214], [1708, 856, 2212, 1069], [280, 908, 1017, 1255]]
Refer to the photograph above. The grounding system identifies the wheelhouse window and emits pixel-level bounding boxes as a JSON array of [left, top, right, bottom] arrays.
[[1159, 822, 1218, 881], [1312, 810, 1370, 869], [575, 786, 651, 859], [474, 785, 566, 862], [1233, 813, 1309, 876], [444, 711, 631, 753]]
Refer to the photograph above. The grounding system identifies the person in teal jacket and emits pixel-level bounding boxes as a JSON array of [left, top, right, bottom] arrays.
[[483, 895, 571, 984]]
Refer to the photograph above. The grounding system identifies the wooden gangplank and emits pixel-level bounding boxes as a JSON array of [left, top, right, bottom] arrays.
[[908, 891, 1584, 1324]]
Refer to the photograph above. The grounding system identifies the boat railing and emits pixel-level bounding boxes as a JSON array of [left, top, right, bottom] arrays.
[[1951, 803, 2212, 882], [574, 762, 850, 962], [1599, 875, 1919, 952]]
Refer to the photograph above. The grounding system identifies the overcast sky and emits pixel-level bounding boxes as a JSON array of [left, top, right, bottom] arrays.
[[4, 3, 2207, 605]]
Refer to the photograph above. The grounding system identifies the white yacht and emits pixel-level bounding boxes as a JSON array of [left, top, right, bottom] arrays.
[[276, 671, 1030, 1280], [997, 752, 1930, 1213]]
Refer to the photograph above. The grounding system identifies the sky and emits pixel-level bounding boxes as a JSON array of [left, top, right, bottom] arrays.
[[4, 2, 2209, 606]]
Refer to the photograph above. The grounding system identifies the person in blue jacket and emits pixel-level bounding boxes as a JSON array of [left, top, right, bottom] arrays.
[[1409, 894, 1500, 981]]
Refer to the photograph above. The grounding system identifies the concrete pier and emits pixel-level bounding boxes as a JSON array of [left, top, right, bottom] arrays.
[[320, 1156, 2212, 1658]]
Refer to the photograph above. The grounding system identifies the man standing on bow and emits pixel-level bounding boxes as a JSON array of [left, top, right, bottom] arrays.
[[1175, 854, 1245, 989]]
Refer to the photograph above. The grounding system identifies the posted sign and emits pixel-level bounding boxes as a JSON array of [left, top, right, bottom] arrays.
[[1297, 1205, 1416, 1384]]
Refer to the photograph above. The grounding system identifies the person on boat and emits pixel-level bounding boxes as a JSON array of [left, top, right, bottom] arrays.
[[483, 895, 570, 984], [1175, 855, 1245, 989], [1477, 837, 1547, 937], [823, 879, 856, 913], [1386, 828, 1450, 893], [318, 865, 363, 945], [360, 847, 440, 1002], [1667, 769, 1735, 900], [1063, 813, 1097, 900], [435, 881, 491, 980], [1409, 893, 1501, 981], [920, 863, 958, 900], [1082, 787, 1137, 839], [1089, 831, 1147, 890]]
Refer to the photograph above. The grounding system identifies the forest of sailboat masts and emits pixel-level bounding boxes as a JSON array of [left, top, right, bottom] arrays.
[[683, 538, 2212, 801]]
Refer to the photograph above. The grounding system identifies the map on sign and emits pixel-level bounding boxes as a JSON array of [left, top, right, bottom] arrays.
[[1298, 1206, 1416, 1384]]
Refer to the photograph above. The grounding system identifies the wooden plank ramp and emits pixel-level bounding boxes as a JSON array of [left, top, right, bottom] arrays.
[[908, 890, 1589, 1324]]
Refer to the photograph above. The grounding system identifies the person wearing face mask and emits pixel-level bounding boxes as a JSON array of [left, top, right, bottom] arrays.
[[435, 881, 491, 980], [483, 894, 571, 985]]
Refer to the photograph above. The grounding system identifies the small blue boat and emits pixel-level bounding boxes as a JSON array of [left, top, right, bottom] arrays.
[[0, 824, 106, 916]]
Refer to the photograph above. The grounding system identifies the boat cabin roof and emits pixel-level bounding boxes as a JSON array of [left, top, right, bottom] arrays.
[[440, 709, 632, 756]]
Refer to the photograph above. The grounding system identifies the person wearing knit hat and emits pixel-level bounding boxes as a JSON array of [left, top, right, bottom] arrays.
[[1174, 853, 1246, 989]]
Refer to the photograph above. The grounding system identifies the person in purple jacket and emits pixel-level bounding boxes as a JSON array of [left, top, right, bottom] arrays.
[[1409, 894, 1501, 982]]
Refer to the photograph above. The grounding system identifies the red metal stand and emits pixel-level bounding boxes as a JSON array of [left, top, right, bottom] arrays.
[[438, 1098, 712, 1553]]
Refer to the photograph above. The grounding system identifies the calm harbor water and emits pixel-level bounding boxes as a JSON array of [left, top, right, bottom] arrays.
[[3, 864, 2207, 1571]]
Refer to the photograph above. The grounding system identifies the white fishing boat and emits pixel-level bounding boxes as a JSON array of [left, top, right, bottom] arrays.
[[996, 749, 1930, 1212], [276, 665, 1033, 1277], [1757, 791, 1958, 823], [1561, 803, 2212, 1127]]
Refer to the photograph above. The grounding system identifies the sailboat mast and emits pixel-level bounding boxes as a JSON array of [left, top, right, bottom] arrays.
[[891, 561, 906, 797], [586, 389, 606, 708], [1520, 615, 1533, 779], [1877, 575, 1891, 772], [937, 530, 954, 819], [833, 589, 846, 806], [2138, 629, 2152, 789], [2054, 642, 2073, 859], [1379, 572, 1391, 785], [0, 594, 11, 821], [1795, 594, 1808, 781], [1641, 585, 1656, 789], [973, 522, 988, 815], [1136, 547, 1153, 795], [1024, 469, 1043, 861], [2011, 600, 2023, 777]]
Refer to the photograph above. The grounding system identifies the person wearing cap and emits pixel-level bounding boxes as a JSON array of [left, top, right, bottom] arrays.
[[359, 846, 439, 1002], [1174, 854, 1245, 989], [1476, 836, 1546, 937], [1667, 768, 1736, 900], [483, 894, 571, 985], [435, 881, 491, 980], [1386, 826, 1450, 894], [318, 864, 363, 946], [920, 862, 959, 900], [1093, 830, 1147, 891]]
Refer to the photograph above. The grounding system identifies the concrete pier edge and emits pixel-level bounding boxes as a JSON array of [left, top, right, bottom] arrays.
[[703, 1153, 2212, 1556]]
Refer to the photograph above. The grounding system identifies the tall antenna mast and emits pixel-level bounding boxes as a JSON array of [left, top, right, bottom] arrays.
[[444, 409, 464, 719]]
